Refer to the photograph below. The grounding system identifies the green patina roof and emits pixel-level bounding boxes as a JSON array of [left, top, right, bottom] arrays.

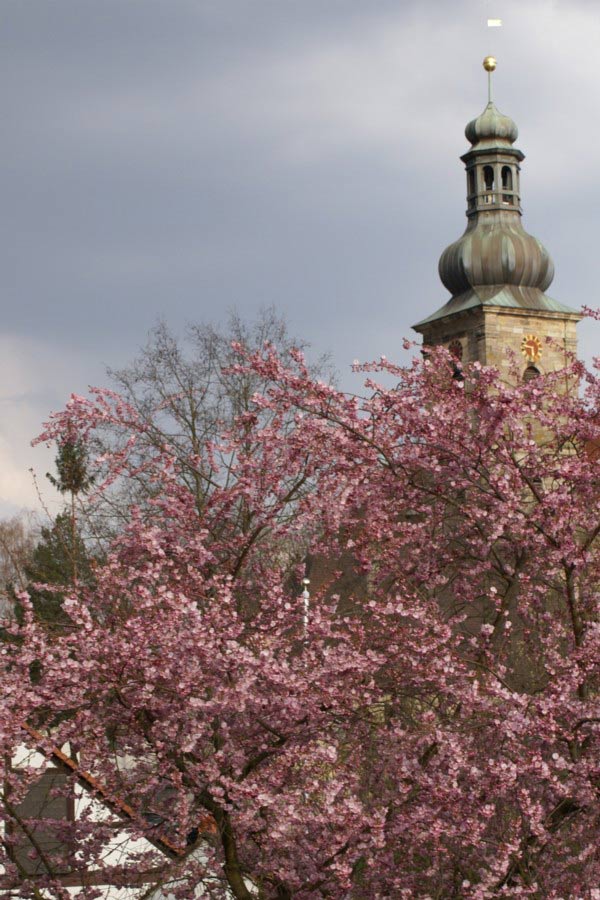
[[413, 285, 580, 331]]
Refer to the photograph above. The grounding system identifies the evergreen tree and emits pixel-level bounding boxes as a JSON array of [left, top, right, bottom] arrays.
[[46, 437, 93, 582], [20, 439, 95, 627], [24, 513, 93, 626]]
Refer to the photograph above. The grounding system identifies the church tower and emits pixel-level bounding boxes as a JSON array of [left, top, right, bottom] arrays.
[[413, 58, 579, 380]]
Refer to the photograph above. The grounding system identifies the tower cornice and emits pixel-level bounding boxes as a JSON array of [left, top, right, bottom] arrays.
[[460, 146, 525, 164]]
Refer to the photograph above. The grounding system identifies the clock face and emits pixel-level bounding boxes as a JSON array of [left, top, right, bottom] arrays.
[[521, 334, 542, 363]]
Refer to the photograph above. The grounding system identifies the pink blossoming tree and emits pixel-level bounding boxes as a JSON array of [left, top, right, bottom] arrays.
[[2, 338, 600, 898]]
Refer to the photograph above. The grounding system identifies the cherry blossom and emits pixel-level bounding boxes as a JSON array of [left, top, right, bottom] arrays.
[[2, 339, 600, 898]]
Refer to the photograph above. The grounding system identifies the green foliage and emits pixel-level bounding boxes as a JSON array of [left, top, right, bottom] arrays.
[[46, 438, 94, 496], [16, 437, 97, 627], [23, 513, 93, 626]]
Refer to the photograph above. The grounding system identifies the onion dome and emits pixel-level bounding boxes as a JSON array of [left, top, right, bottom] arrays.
[[438, 218, 554, 296], [465, 101, 519, 150]]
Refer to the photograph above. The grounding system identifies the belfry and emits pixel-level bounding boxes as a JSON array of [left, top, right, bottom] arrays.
[[413, 58, 579, 380]]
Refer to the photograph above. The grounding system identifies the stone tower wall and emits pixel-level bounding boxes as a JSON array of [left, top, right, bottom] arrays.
[[421, 307, 579, 384]]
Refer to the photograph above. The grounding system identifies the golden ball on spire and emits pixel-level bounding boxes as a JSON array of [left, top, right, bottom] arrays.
[[483, 56, 497, 72]]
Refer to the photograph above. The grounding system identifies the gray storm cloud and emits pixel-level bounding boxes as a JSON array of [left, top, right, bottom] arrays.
[[0, 0, 598, 513]]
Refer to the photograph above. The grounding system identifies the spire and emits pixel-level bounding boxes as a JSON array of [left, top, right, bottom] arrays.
[[413, 59, 579, 379], [462, 57, 522, 212], [415, 58, 576, 329]]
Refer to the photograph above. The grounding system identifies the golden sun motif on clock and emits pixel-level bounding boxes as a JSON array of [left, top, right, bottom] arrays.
[[521, 334, 542, 363]]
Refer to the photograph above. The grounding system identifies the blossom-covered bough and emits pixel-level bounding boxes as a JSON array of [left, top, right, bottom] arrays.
[[2, 334, 600, 898]]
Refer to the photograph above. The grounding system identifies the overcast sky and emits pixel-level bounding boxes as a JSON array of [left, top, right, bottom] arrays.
[[2, 0, 599, 515]]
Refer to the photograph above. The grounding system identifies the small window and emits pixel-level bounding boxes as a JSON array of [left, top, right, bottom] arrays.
[[468, 170, 476, 196], [523, 365, 540, 382]]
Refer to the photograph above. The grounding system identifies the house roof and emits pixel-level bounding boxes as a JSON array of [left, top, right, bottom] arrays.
[[14, 723, 216, 862]]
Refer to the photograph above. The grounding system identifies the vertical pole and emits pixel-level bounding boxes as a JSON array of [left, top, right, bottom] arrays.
[[301, 578, 310, 636]]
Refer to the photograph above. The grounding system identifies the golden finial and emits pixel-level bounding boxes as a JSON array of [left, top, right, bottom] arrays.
[[483, 57, 497, 103]]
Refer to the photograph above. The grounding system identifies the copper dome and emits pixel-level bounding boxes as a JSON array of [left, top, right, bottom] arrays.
[[439, 217, 554, 296], [465, 101, 519, 149]]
